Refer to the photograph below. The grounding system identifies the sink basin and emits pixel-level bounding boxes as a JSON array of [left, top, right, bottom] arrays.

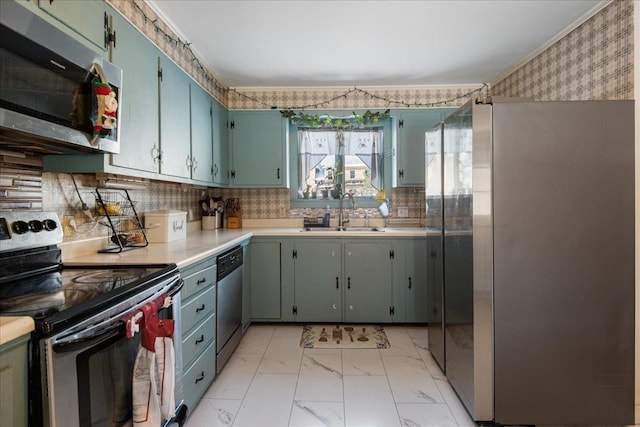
[[300, 227, 384, 232]]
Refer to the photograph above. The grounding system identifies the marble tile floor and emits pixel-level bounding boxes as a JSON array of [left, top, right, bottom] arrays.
[[185, 324, 476, 427]]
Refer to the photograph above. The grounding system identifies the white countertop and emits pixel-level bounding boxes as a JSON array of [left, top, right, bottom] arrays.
[[61, 223, 429, 267]]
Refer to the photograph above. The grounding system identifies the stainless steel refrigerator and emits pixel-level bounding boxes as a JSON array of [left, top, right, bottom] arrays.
[[425, 99, 635, 425]]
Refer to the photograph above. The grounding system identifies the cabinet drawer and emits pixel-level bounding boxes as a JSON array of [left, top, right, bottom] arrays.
[[182, 264, 216, 300], [182, 341, 216, 412], [182, 313, 215, 371], [181, 286, 216, 335]]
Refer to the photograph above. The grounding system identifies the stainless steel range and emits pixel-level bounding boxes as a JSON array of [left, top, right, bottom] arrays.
[[0, 212, 187, 427]]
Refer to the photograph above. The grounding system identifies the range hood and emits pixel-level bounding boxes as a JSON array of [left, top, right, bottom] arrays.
[[0, 108, 119, 155]]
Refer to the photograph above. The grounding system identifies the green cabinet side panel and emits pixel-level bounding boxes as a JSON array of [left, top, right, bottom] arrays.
[[293, 241, 342, 322], [250, 241, 282, 319]]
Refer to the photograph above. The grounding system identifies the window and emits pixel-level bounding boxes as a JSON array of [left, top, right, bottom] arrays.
[[297, 128, 384, 200]]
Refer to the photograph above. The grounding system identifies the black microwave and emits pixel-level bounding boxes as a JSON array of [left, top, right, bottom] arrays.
[[0, 1, 122, 154]]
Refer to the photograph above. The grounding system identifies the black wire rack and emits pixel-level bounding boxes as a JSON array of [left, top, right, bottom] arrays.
[[95, 188, 148, 253]]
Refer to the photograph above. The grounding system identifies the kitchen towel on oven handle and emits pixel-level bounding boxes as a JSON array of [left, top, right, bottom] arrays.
[[132, 295, 176, 426]]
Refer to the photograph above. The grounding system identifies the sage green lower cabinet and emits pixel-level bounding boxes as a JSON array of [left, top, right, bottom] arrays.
[[250, 236, 426, 325], [0, 335, 29, 427], [344, 242, 394, 323], [248, 240, 281, 320], [179, 257, 216, 412], [404, 239, 428, 323], [291, 241, 342, 322]]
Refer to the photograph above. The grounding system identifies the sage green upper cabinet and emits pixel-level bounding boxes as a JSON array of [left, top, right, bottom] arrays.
[[229, 111, 287, 187], [393, 109, 455, 187], [108, 7, 160, 174], [38, 0, 107, 51], [344, 242, 394, 323], [212, 99, 230, 186], [189, 83, 214, 184], [159, 56, 191, 179], [292, 241, 342, 323]]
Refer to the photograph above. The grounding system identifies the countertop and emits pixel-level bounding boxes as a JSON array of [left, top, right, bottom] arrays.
[[61, 223, 430, 267], [0, 317, 34, 346]]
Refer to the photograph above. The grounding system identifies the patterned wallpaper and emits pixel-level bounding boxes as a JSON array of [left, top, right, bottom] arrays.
[[107, 0, 228, 105], [227, 85, 486, 110], [492, 0, 634, 100]]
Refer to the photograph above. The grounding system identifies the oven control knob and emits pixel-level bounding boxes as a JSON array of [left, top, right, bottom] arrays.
[[43, 219, 58, 231], [28, 220, 44, 232], [12, 220, 30, 234]]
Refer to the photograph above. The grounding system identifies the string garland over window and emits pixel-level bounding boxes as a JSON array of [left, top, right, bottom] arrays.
[[130, 1, 489, 110]]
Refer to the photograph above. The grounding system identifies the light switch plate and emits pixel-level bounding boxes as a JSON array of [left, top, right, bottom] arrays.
[[397, 206, 409, 218]]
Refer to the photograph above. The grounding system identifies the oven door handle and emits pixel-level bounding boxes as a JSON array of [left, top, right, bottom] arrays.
[[52, 323, 124, 353], [52, 277, 182, 353]]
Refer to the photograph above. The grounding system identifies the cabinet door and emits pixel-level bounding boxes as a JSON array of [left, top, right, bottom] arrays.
[[39, 0, 106, 50], [395, 109, 455, 187], [212, 99, 230, 186], [344, 242, 394, 323], [405, 239, 428, 323], [190, 83, 214, 184], [159, 55, 191, 179], [108, 7, 160, 173], [0, 336, 29, 427], [293, 242, 342, 322], [249, 241, 281, 319], [230, 110, 285, 187]]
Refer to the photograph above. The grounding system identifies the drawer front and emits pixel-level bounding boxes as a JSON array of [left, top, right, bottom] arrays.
[[182, 341, 216, 412], [181, 286, 216, 335], [181, 313, 215, 371], [182, 264, 216, 300]]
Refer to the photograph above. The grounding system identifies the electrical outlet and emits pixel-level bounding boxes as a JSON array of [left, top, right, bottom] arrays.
[[62, 215, 75, 237], [397, 206, 409, 218]]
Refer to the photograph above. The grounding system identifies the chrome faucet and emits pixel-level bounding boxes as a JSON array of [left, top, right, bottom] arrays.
[[339, 192, 357, 229]]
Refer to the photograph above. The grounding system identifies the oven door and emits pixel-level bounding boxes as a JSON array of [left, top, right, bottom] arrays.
[[40, 278, 184, 427]]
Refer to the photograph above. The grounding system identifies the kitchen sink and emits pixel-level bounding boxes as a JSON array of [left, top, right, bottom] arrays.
[[300, 227, 384, 232]]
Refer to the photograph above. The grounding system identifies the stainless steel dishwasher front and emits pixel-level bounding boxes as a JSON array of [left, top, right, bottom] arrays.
[[216, 245, 243, 373]]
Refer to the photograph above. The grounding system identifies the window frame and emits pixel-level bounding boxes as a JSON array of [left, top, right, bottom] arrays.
[[288, 109, 394, 209]]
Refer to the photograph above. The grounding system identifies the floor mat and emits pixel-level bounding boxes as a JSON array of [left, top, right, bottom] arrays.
[[300, 324, 390, 349]]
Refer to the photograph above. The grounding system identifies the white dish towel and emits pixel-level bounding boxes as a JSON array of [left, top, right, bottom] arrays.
[[132, 337, 176, 426]]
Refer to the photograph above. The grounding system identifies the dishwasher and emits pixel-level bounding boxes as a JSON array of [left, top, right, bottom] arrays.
[[216, 245, 243, 373]]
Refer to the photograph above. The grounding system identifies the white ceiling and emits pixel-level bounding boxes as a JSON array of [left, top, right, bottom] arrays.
[[148, 0, 605, 88]]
